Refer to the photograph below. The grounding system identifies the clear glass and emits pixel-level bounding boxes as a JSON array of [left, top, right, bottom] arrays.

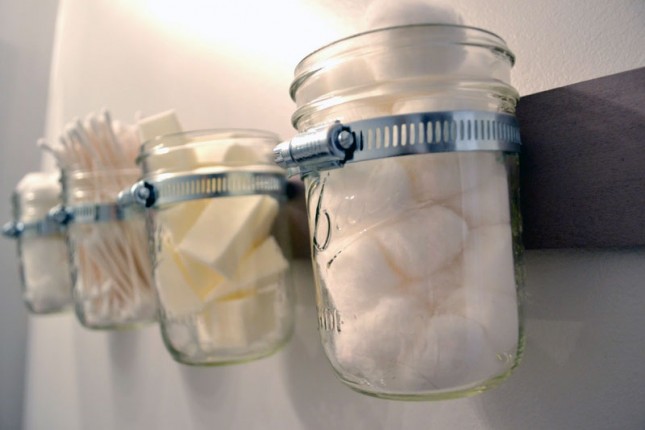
[[292, 24, 524, 400], [139, 130, 294, 365], [64, 168, 157, 329], [11, 186, 73, 314]]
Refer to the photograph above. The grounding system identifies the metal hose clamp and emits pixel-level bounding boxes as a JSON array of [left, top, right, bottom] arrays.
[[274, 110, 522, 176], [2, 218, 62, 239], [122, 171, 287, 209]]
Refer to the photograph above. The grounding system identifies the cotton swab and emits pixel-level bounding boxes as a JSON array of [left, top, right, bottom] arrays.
[[41, 110, 156, 327]]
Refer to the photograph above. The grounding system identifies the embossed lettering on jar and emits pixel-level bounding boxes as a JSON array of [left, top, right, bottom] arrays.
[[286, 24, 524, 400]]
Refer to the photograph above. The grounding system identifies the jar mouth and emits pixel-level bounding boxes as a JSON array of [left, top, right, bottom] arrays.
[[138, 128, 280, 158], [136, 128, 282, 177], [289, 23, 517, 131], [291, 24, 514, 100]]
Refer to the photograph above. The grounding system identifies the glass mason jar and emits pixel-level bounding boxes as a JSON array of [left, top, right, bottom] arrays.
[[133, 129, 294, 365], [279, 24, 524, 399], [2, 172, 72, 313], [62, 168, 157, 329]]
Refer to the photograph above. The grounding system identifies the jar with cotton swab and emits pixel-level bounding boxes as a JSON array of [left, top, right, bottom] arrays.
[[2, 172, 73, 314], [45, 111, 157, 329], [125, 111, 294, 365], [275, 7, 524, 399]]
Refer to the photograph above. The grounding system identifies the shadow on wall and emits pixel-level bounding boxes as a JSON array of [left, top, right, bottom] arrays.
[[479, 249, 645, 429], [280, 261, 397, 430]]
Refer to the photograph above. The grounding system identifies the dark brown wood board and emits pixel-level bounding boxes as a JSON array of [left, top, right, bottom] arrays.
[[518, 67, 645, 249]]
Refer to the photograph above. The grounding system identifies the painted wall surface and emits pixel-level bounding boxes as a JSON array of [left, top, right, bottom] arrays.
[[0, 1, 59, 428], [0, 0, 642, 429]]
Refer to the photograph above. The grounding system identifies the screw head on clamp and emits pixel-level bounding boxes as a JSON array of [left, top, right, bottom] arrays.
[[336, 130, 355, 149], [48, 206, 73, 226], [2, 221, 22, 239], [132, 181, 157, 208]]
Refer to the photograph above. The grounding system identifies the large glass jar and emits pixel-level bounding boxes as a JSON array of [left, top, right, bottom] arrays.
[[62, 168, 157, 329], [135, 129, 294, 365], [2, 172, 72, 313], [282, 24, 524, 399]]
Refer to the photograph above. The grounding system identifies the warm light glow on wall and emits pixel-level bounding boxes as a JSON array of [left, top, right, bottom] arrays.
[[130, 0, 347, 67]]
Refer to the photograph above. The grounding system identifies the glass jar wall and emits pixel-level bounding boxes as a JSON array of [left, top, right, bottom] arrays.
[[3, 172, 72, 314], [290, 24, 524, 399], [137, 130, 294, 365], [63, 168, 157, 329]]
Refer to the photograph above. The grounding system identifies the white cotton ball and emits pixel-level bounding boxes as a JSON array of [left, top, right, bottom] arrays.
[[439, 288, 519, 356], [403, 151, 502, 204], [319, 157, 415, 244], [20, 236, 71, 309], [363, 0, 463, 32], [407, 256, 463, 308], [462, 224, 517, 296], [321, 230, 402, 316], [297, 57, 392, 125], [446, 162, 510, 228], [333, 295, 430, 389], [16, 172, 61, 222], [398, 152, 463, 203], [362, 0, 467, 81], [392, 95, 496, 115], [374, 205, 467, 280], [456, 152, 503, 193], [407, 313, 504, 390]]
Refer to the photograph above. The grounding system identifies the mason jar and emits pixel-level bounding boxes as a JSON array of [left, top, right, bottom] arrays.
[[131, 129, 294, 365], [2, 172, 72, 314], [275, 24, 524, 400], [61, 168, 157, 329]]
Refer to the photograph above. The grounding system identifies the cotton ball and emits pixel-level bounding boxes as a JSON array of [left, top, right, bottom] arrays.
[[374, 205, 467, 280], [392, 94, 496, 115], [296, 58, 392, 125], [16, 172, 61, 222], [20, 236, 71, 311], [405, 152, 501, 205], [333, 295, 430, 390], [398, 152, 462, 203], [439, 288, 519, 356], [446, 163, 510, 228], [408, 256, 463, 308], [321, 230, 402, 316], [362, 0, 467, 81], [407, 314, 504, 390], [320, 157, 415, 243], [363, 0, 463, 32], [457, 152, 505, 195], [463, 224, 516, 296]]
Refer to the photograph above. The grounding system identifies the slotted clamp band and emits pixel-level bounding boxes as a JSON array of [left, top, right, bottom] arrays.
[[120, 171, 287, 209], [274, 110, 522, 176], [2, 218, 62, 239], [47, 201, 140, 227]]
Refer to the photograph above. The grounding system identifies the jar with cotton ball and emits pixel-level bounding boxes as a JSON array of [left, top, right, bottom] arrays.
[[275, 3, 524, 400], [130, 111, 294, 365], [2, 172, 73, 314]]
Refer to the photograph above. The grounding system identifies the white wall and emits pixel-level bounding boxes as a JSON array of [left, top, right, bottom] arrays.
[[5, 0, 645, 429], [0, 1, 59, 428]]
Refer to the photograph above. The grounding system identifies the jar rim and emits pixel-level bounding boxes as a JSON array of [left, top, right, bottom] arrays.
[[290, 23, 515, 101], [63, 167, 141, 178], [138, 128, 280, 158]]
